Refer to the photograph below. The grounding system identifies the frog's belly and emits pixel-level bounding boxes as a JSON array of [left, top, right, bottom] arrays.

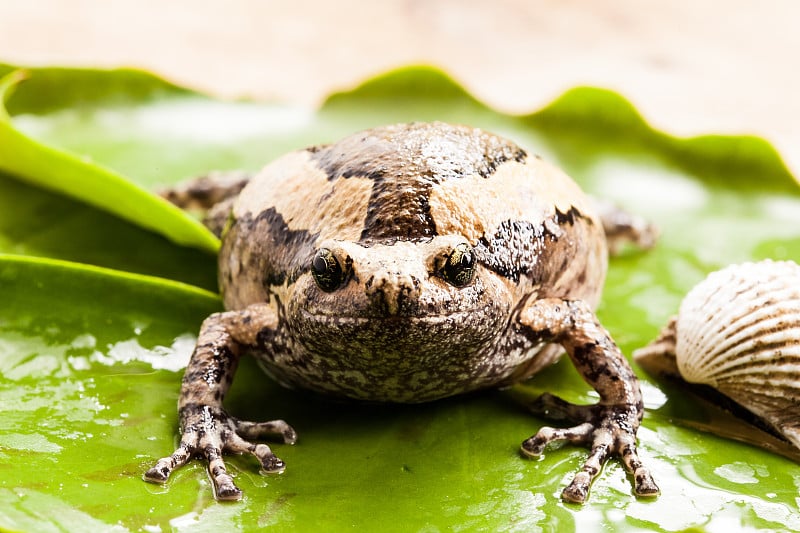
[[250, 328, 559, 403]]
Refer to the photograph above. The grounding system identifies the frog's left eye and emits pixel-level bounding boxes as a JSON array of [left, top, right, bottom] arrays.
[[442, 243, 476, 287], [311, 248, 347, 292]]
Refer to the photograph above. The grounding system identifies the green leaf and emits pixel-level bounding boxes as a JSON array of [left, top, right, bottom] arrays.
[[0, 171, 218, 291], [0, 69, 219, 255], [1, 64, 800, 531], [0, 67, 218, 289]]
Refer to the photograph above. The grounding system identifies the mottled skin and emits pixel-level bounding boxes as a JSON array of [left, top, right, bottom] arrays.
[[146, 122, 659, 503]]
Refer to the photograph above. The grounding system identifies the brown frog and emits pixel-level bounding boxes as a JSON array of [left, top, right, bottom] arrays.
[[146, 122, 659, 503]]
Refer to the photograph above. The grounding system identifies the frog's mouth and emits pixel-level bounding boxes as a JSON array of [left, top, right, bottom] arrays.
[[298, 307, 484, 325], [294, 305, 505, 364], [265, 303, 527, 404]]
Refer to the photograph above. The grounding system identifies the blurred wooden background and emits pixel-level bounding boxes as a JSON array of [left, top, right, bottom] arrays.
[[1, 0, 797, 174]]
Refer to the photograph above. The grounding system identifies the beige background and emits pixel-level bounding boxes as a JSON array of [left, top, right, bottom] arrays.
[[1, 0, 798, 174]]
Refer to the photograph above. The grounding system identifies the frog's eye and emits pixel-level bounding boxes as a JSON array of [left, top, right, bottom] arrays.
[[311, 248, 346, 292], [442, 243, 476, 287]]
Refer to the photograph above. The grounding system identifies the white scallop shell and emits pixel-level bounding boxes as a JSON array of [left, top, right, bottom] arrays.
[[651, 260, 800, 449]]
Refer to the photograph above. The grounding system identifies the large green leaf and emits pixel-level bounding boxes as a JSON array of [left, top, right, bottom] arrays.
[[0, 69, 218, 255], [1, 64, 799, 531], [0, 171, 217, 291]]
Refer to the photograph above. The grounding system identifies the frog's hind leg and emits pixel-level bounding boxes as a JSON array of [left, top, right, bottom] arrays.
[[160, 170, 252, 210], [590, 198, 658, 255], [160, 171, 252, 237]]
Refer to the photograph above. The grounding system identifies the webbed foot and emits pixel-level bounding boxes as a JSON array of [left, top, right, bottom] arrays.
[[520, 393, 659, 503], [144, 405, 297, 501]]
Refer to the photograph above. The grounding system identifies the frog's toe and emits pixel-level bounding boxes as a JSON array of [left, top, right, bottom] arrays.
[[215, 482, 244, 501], [234, 418, 298, 445], [143, 442, 192, 484], [526, 393, 594, 423], [561, 434, 614, 503], [204, 443, 243, 501], [620, 441, 660, 498], [223, 431, 287, 474], [520, 422, 594, 456]]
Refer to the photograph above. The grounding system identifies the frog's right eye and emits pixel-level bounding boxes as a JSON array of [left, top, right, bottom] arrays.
[[311, 248, 346, 292], [441, 243, 476, 287]]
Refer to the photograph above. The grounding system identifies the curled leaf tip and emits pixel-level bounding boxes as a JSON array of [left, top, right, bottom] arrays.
[[0, 69, 31, 110]]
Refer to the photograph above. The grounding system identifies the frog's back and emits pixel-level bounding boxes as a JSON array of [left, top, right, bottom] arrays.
[[234, 122, 595, 239], [222, 122, 605, 308]]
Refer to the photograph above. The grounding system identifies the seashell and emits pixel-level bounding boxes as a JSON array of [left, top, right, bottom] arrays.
[[634, 259, 800, 452]]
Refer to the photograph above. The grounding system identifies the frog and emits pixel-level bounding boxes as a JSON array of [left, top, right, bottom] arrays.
[[146, 122, 660, 504]]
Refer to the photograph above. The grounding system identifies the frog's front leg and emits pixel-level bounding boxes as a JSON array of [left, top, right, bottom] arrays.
[[518, 298, 659, 503], [143, 304, 297, 501]]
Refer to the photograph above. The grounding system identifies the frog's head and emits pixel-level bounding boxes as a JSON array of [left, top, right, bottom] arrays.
[[290, 234, 513, 362]]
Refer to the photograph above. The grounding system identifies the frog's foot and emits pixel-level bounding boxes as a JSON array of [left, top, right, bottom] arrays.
[[159, 171, 253, 237], [520, 393, 659, 504], [591, 198, 658, 255], [159, 171, 252, 211], [144, 405, 297, 501]]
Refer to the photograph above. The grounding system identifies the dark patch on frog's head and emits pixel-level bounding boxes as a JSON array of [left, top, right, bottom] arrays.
[[554, 206, 581, 225], [253, 208, 319, 287], [475, 207, 589, 283], [357, 179, 439, 243], [221, 207, 319, 297], [307, 122, 527, 244], [475, 220, 551, 283]]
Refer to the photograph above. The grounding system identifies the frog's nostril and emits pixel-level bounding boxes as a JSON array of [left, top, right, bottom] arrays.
[[365, 272, 421, 315]]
